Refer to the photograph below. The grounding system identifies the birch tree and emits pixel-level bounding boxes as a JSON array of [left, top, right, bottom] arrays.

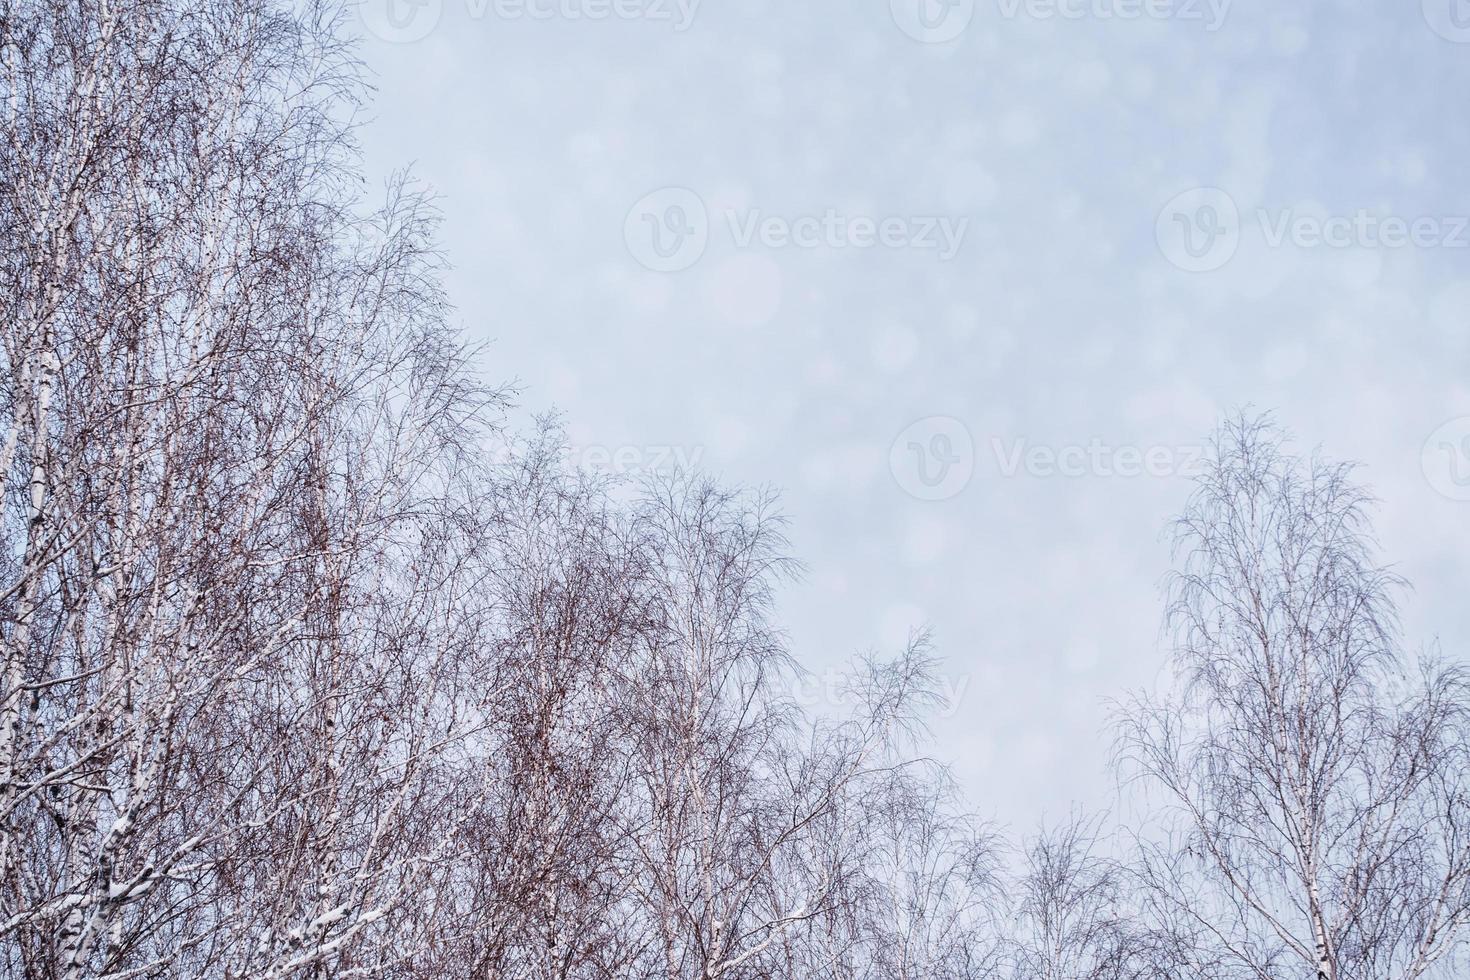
[[0, 1, 1008, 977], [1118, 416, 1470, 980], [613, 477, 948, 980], [839, 767, 1006, 980], [0, 0, 511, 973], [1011, 812, 1152, 980]]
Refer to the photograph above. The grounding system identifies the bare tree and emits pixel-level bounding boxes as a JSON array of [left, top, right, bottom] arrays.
[[1117, 415, 1470, 980], [0, 0, 513, 973], [1011, 812, 1152, 980], [420, 430, 654, 980], [844, 766, 1006, 980], [0, 1, 1008, 977], [611, 477, 949, 980]]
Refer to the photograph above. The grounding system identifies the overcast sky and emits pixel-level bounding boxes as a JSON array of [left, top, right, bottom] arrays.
[[351, 0, 1470, 830]]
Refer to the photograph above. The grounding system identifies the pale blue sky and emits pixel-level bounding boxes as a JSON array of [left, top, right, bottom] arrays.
[[353, 0, 1470, 829]]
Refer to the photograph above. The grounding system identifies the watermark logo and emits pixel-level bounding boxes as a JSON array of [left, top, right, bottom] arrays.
[[991, 437, 1206, 478], [626, 188, 970, 271], [727, 210, 968, 259], [1423, 417, 1470, 502], [358, 0, 443, 42], [1158, 187, 1470, 271], [1423, 0, 1470, 42], [891, 423, 1207, 497], [891, 0, 1227, 41], [890, 416, 976, 501], [791, 667, 972, 719], [1256, 210, 1470, 250], [563, 442, 704, 478], [1156, 187, 1240, 272], [624, 188, 709, 273], [358, 0, 698, 43], [891, 0, 975, 42], [996, 0, 1228, 28], [479, 0, 700, 29]]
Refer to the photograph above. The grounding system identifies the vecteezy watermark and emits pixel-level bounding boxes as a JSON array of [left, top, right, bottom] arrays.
[[726, 211, 969, 261], [1155, 187, 1241, 272], [991, 437, 1207, 479], [358, 0, 444, 42], [890, 0, 1228, 43], [1423, 417, 1470, 502], [563, 442, 705, 478], [624, 188, 969, 272], [890, 421, 1207, 499], [357, 0, 699, 43], [889, 416, 976, 501], [994, 0, 1229, 28], [791, 667, 973, 719], [1422, 0, 1470, 42], [1157, 187, 1470, 272], [890, 0, 976, 42], [1256, 211, 1470, 250], [624, 188, 709, 272]]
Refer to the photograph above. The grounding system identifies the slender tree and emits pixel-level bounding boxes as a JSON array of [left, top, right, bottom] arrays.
[[1118, 416, 1470, 980], [1011, 812, 1152, 980], [0, 0, 510, 972]]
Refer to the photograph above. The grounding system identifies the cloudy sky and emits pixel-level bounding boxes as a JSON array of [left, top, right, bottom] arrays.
[[351, 0, 1470, 830]]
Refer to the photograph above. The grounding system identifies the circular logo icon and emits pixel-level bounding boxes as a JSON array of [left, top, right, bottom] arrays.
[[1423, 0, 1470, 42], [358, 0, 442, 43], [1155, 187, 1240, 273], [890, 0, 975, 43], [890, 416, 975, 501], [1423, 417, 1470, 501], [624, 188, 709, 273]]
